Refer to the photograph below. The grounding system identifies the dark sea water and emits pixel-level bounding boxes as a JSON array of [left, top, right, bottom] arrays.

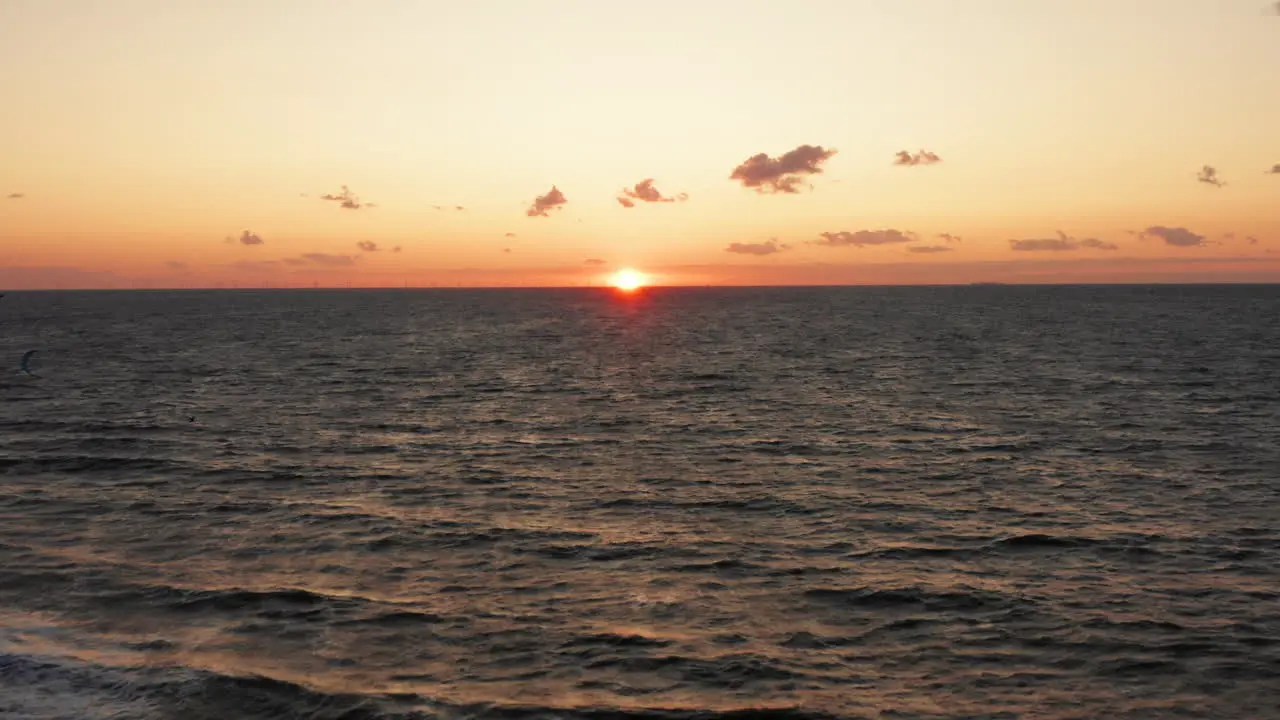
[[1, 285, 1278, 720]]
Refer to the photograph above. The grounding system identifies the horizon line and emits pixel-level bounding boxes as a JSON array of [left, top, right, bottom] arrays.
[[6, 280, 1280, 293]]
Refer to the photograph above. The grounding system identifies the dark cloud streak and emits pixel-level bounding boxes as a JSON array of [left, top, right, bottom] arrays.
[[1009, 231, 1117, 252]]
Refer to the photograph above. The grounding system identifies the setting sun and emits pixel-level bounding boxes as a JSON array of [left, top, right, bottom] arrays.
[[609, 269, 648, 292]]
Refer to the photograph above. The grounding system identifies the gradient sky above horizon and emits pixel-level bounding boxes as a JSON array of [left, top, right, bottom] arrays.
[[2, 0, 1279, 288]]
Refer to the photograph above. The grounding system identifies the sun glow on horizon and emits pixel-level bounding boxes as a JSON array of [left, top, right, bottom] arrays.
[[609, 268, 648, 292]]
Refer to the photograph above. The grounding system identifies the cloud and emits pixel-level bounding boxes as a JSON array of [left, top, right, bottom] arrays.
[[937, 233, 963, 243], [166, 261, 189, 271], [617, 178, 686, 207], [584, 258, 608, 266], [1079, 238, 1119, 250], [239, 230, 265, 246], [730, 144, 836, 193], [1140, 226, 1208, 248], [7, 193, 23, 199], [814, 229, 917, 247], [356, 241, 379, 252], [726, 239, 789, 256], [1009, 230, 1117, 252], [502, 248, 512, 254], [622, 179, 672, 202], [909, 245, 954, 254], [504, 232, 517, 238], [1196, 165, 1225, 188], [1248, 236, 1260, 245], [320, 185, 365, 209], [1011, 237, 1076, 252], [526, 186, 567, 217], [893, 150, 942, 166], [232, 260, 280, 271], [432, 205, 444, 211], [298, 253, 358, 266], [455, 205, 465, 211], [1268, 164, 1280, 174]]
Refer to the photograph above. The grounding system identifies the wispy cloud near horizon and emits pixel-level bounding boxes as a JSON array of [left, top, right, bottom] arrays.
[[1140, 226, 1209, 247], [295, 253, 358, 267], [238, 230, 265, 246], [1009, 231, 1117, 252], [730, 144, 836, 194], [6, 193, 23, 199], [813, 229, 917, 248], [726, 239, 789, 256]]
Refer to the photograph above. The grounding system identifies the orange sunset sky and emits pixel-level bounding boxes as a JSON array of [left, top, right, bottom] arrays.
[[2, 0, 1279, 289]]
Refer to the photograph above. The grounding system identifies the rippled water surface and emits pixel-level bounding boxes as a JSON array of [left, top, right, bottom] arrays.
[[1, 286, 1278, 719]]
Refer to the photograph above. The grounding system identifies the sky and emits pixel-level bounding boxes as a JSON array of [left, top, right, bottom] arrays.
[[2, 0, 1279, 288]]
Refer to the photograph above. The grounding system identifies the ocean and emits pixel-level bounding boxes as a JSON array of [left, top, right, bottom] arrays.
[[0, 285, 1277, 719]]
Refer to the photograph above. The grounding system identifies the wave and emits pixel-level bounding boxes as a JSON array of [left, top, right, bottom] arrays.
[[0, 650, 850, 720], [803, 585, 1022, 613], [987, 533, 1102, 550]]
